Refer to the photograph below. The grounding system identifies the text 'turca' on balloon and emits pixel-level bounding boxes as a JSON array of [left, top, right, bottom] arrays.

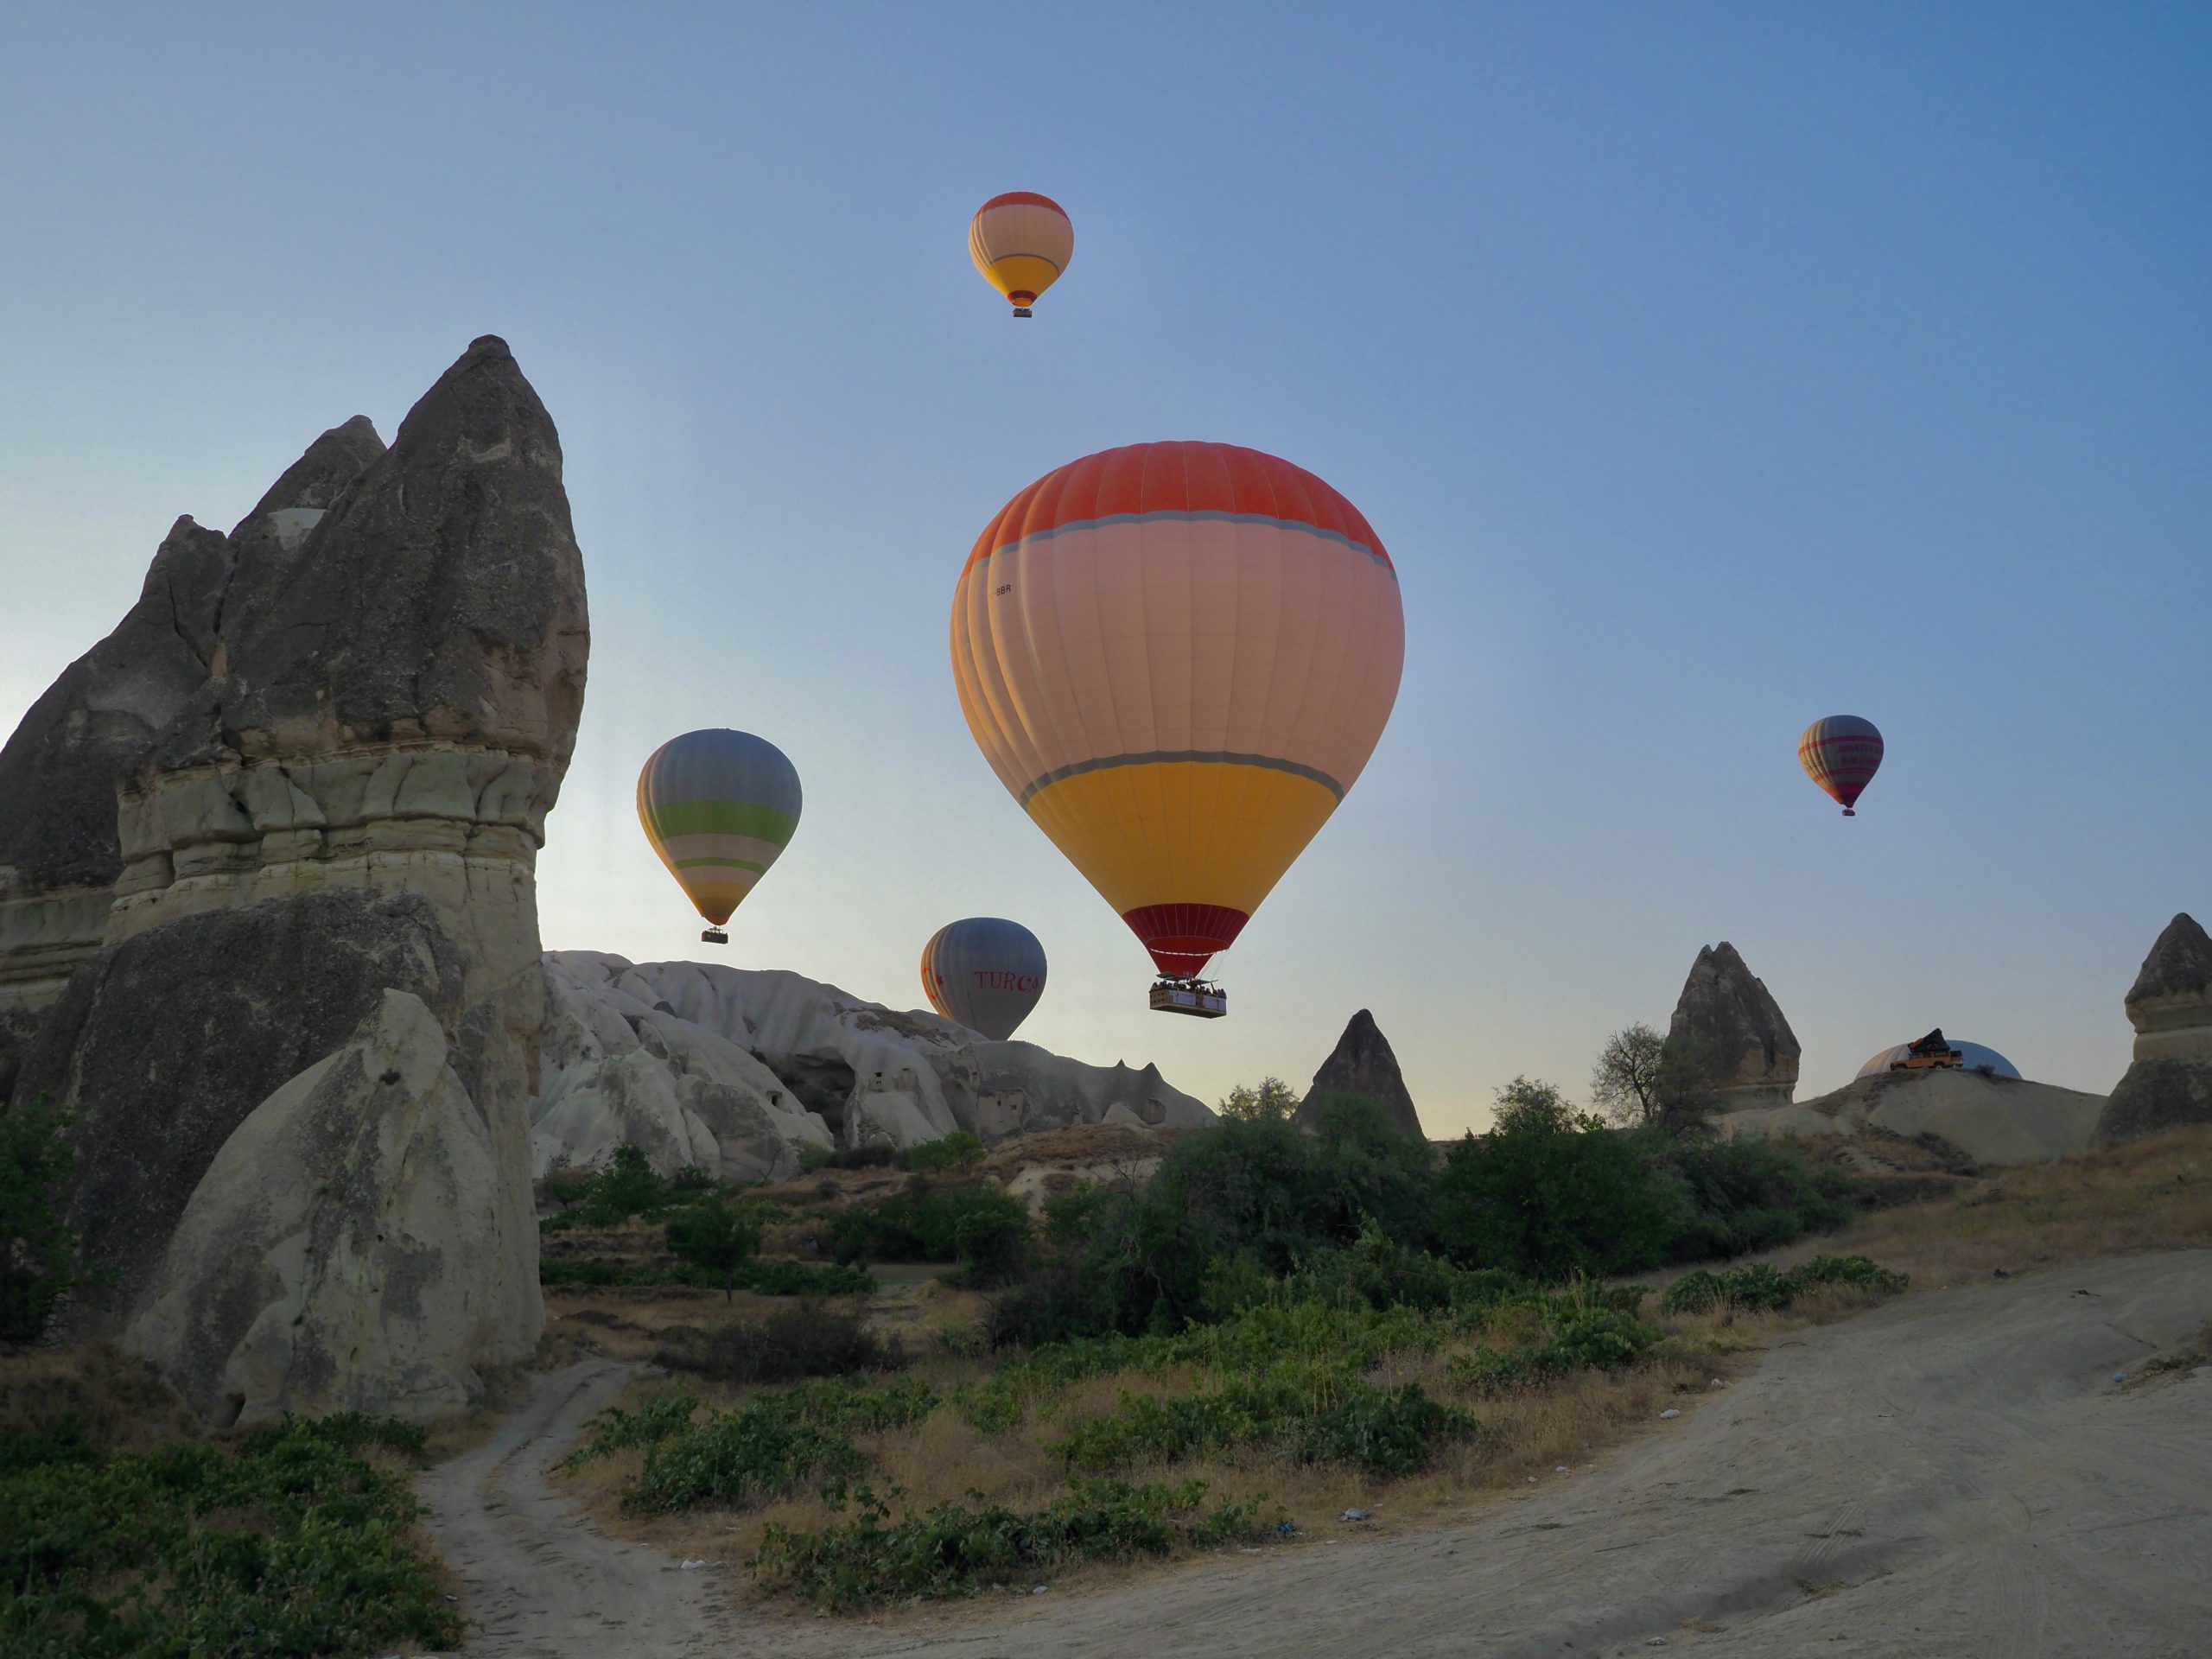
[[969, 192, 1072, 318], [950, 442, 1405, 1016], [1798, 715, 1884, 817], [636, 729, 802, 944], [921, 917, 1047, 1041]]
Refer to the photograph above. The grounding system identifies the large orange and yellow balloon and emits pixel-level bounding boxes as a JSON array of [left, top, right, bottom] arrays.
[[968, 192, 1072, 317], [950, 442, 1404, 985]]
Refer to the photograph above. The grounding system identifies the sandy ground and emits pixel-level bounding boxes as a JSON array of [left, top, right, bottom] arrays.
[[417, 1251, 2212, 1658]]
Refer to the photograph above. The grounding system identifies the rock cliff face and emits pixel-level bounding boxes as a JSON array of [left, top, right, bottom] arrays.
[[2095, 912, 2212, 1147], [1667, 942, 1801, 1111], [1293, 1009, 1424, 1139], [534, 952, 1214, 1178], [5, 337, 586, 1421], [1729, 1069, 2105, 1166]]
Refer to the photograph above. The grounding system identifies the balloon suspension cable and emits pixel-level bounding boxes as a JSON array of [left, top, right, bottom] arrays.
[[701, 927, 729, 945]]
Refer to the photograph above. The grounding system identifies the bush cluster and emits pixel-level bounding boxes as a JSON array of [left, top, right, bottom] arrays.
[[0, 1096, 78, 1344], [753, 1478, 1270, 1611], [985, 1094, 1866, 1348], [652, 1303, 907, 1385], [830, 1181, 1031, 1284], [564, 1374, 938, 1516], [0, 1412, 460, 1658], [1659, 1254, 1909, 1315]]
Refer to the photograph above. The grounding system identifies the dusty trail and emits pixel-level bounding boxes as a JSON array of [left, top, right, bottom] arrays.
[[421, 1252, 2212, 1658], [416, 1357, 728, 1658]]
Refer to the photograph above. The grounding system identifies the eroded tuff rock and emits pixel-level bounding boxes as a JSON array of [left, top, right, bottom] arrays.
[[128, 989, 531, 1424], [0, 419, 390, 1077], [1294, 1009, 1424, 1139], [535, 952, 1214, 1178], [4, 337, 586, 1421], [2096, 912, 2212, 1147], [1668, 942, 1801, 1110]]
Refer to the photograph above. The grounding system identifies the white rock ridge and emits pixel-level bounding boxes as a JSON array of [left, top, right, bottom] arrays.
[[535, 951, 1215, 1179]]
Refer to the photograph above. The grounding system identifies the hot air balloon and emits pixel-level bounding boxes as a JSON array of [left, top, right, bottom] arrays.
[[637, 729, 802, 944], [1798, 715, 1884, 817], [969, 192, 1072, 318], [921, 917, 1047, 1040], [950, 442, 1405, 1016]]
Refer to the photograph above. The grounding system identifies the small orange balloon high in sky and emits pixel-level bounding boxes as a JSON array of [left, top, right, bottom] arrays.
[[968, 192, 1072, 317]]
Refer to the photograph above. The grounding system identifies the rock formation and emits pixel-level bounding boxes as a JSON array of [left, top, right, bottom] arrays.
[[1293, 1009, 1424, 1139], [5, 337, 586, 1422], [1667, 942, 1801, 1110], [1728, 1069, 2106, 1166], [535, 952, 1214, 1179], [2095, 912, 2212, 1147]]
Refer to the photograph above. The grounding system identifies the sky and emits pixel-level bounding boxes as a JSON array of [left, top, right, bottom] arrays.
[[1, 3, 2206, 1135]]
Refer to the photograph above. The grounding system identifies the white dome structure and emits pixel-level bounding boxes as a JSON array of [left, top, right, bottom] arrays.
[[1856, 1039, 2022, 1080]]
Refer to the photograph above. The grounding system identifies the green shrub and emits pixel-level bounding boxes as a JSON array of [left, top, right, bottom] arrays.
[[630, 1409, 864, 1513], [562, 1391, 702, 1468], [830, 1182, 1028, 1267], [1057, 1370, 1475, 1477], [652, 1302, 906, 1385], [1645, 1134, 1856, 1261], [0, 1096, 79, 1344], [664, 1203, 764, 1300], [1433, 1117, 1679, 1281], [0, 1414, 461, 1657], [753, 1478, 1269, 1610], [906, 1132, 986, 1173], [1658, 1255, 1907, 1315]]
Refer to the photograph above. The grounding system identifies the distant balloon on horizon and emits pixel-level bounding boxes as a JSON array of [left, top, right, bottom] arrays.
[[920, 917, 1047, 1041], [636, 729, 802, 944], [950, 441, 1405, 998], [968, 192, 1072, 317], [1798, 715, 1885, 817]]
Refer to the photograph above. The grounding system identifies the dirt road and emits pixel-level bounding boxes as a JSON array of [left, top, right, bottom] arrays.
[[420, 1251, 2212, 1658], [416, 1357, 728, 1657]]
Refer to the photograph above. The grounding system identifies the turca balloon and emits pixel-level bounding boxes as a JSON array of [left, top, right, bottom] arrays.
[[950, 442, 1404, 1018], [636, 729, 802, 944], [969, 191, 1072, 318], [1798, 715, 1884, 817], [921, 917, 1047, 1040]]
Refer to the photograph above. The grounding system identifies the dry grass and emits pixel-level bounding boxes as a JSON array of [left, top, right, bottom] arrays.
[[0, 1342, 198, 1452], [1774, 1123, 2212, 1290]]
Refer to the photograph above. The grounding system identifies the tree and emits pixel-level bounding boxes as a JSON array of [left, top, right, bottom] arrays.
[[0, 1096, 79, 1344], [1217, 1077, 1298, 1122], [1592, 1025, 1724, 1137], [1487, 1077, 1591, 1135], [664, 1202, 764, 1300], [1591, 1024, 1667, 1128]]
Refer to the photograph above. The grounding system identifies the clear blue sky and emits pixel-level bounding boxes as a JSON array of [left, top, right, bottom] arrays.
[[3, 3, 2206, 1133]]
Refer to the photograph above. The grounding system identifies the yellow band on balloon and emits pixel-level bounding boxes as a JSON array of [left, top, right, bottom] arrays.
[[983, 253, 1062, 302], [1022, 760, 1340, 917]]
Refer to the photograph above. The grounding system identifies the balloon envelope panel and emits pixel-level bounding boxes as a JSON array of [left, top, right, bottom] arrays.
[[1799, 715, 1884, 810], [637, 729, 802, 926], [921, 917, 1047, 1040], [950, 441, 1404, 978]]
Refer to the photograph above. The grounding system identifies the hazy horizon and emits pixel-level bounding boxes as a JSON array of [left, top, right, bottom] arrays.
[[3, 3, 2205, 1133]]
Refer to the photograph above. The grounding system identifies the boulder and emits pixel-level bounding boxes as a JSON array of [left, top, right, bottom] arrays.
[[533, 951, 1213, 1176], [1667, 942, 1801, 1110], [126, 989, 531, 1425], [1294, 1009, 1424, 1138], [5, 337, 586, 1421], [2095, 913, 2212, 1147]]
